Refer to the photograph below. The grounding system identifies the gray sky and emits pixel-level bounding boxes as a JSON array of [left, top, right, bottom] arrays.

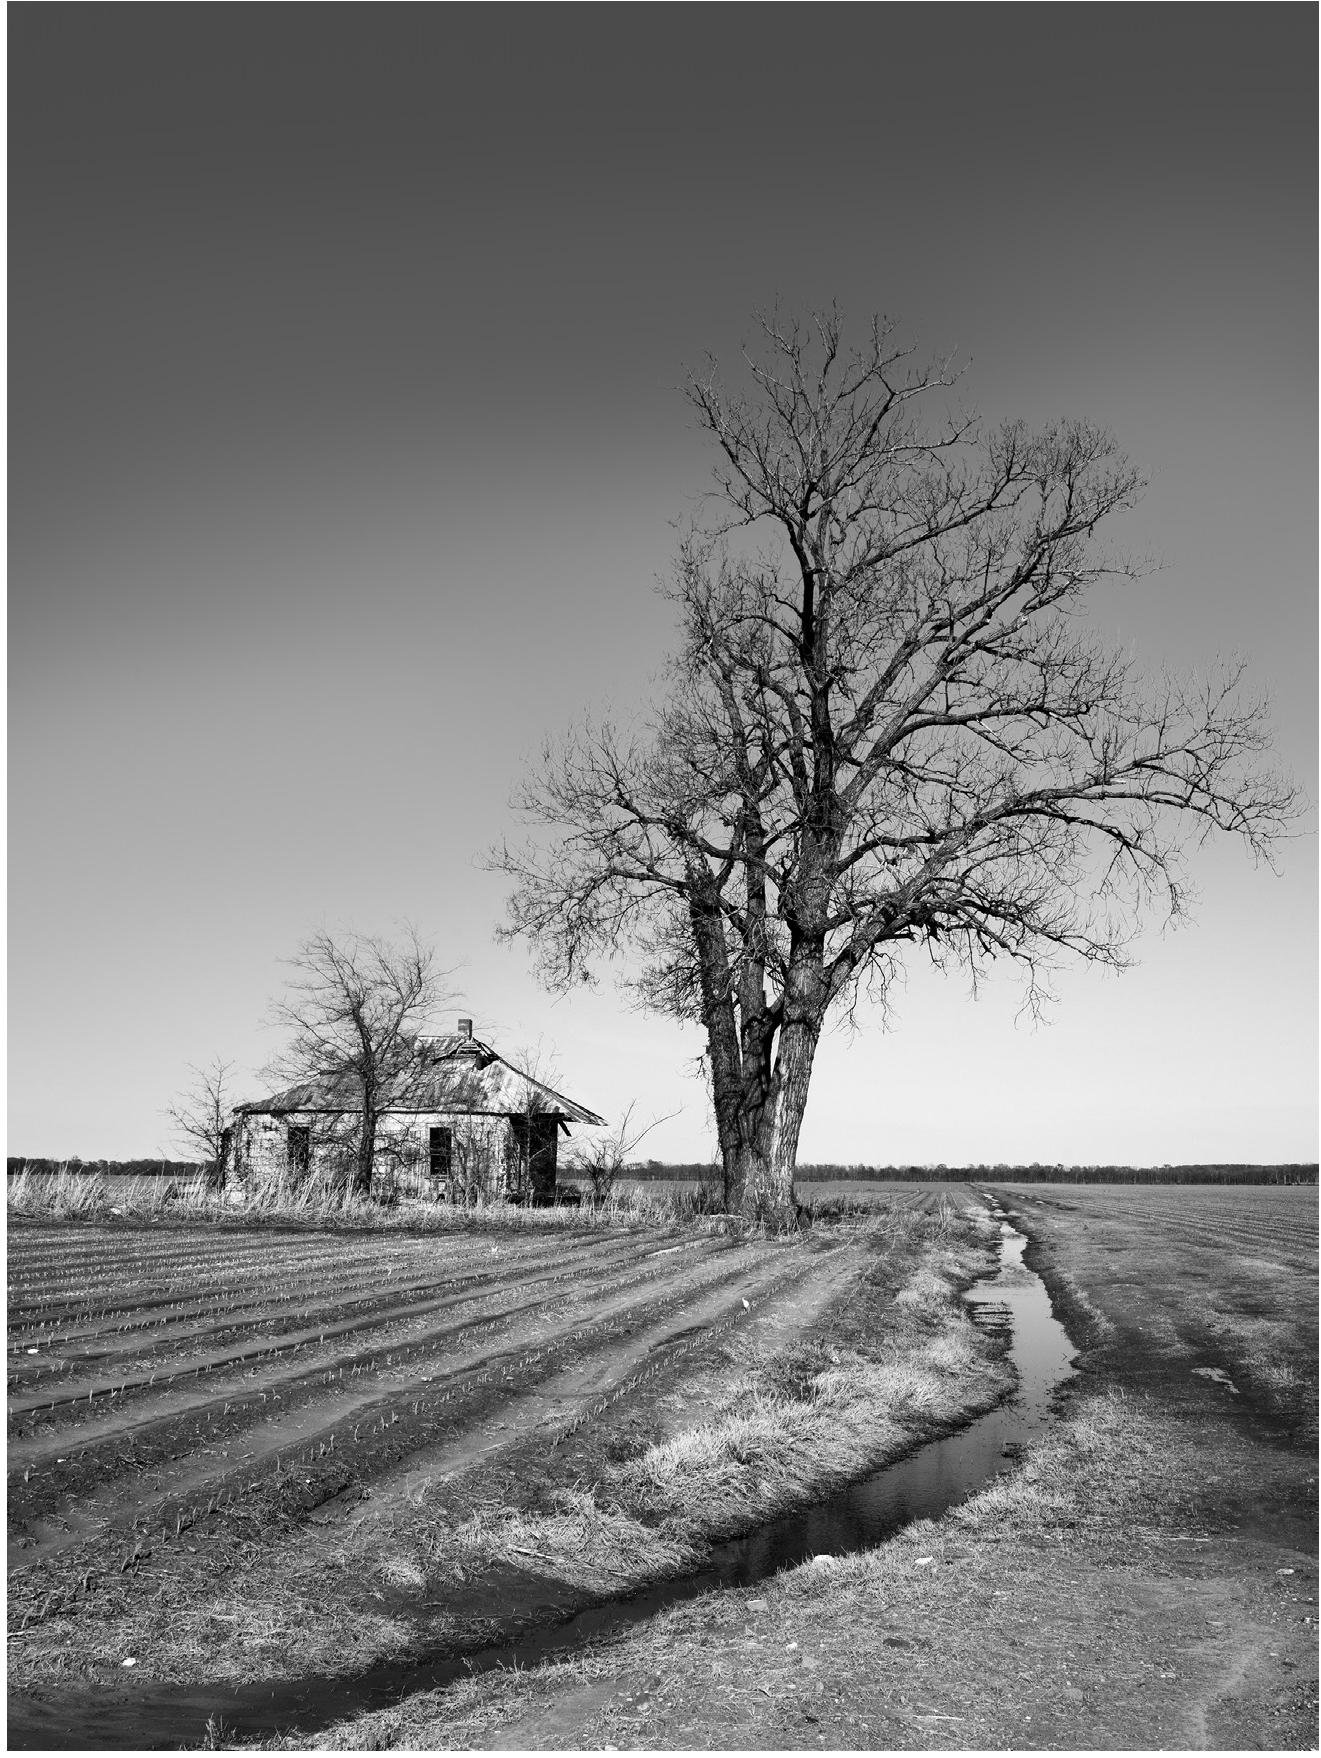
[[10, 6, 1316, 1165]]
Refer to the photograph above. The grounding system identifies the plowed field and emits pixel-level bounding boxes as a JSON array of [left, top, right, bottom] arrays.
[[10, 1222, 815, 1574], [9, 1190, 1006, 1740]]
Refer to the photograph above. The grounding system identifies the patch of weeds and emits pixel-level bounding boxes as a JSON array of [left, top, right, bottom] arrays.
[[423, 1485, 698, 1592], [756, 1340, 839, 1403], [376, 1553, 427, 1592], [603, 1431, 653, 1465]]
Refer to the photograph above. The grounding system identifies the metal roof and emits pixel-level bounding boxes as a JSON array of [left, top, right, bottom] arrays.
[[234, 1035, 605, 1126]]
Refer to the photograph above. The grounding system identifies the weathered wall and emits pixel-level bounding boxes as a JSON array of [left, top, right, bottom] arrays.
[[228, 1110, 554, 1200]]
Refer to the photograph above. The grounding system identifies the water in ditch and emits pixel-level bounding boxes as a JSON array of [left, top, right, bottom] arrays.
[[9, 1204, 1077, 1750]]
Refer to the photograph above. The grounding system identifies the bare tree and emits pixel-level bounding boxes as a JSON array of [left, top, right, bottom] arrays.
[[494, 309, 1300, 1228], [566, 1102, 675, 1205], [447, 1116, 504, 1206], [166, 1057, 238, 1190], [268, 926, 450, 1198]]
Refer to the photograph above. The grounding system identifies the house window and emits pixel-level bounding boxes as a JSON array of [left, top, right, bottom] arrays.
[[287, 1124, 311, 1176], [429, 1126, 452, 1187]]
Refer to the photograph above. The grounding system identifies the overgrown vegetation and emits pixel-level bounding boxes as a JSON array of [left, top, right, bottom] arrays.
[[4, 1168, 738, 1232]]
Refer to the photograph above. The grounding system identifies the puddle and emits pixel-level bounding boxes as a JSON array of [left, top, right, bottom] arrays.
[[9, 1205, 1077, 1750]]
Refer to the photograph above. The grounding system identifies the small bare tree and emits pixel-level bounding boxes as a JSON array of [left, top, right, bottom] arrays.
[[567, 1103, 676, 1205], [268, 926, 451, 1199], [447, 1116, 503, 1205], [166, 1058, 238, 1190]]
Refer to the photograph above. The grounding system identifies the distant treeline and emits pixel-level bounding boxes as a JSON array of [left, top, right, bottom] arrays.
[[621, 1161, 1319, 1187], [13, 1157, 1315, 1188], [7, 1158, 208, 1179]]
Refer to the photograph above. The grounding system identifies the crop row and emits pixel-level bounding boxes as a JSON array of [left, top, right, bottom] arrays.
[[8, 1232, 651, 1364], [7, 1228, 590, 1314], [9, 1239, 758, 1492], [1062, 1196, 1316, 1262], [10, 1230, 702, 1393], [7, 1233, 643, 1350], [7, 1221, 575, 1277], [8, 1236, 745, 1461]]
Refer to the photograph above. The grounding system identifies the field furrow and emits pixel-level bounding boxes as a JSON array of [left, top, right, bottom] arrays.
[[6, 1234, 658, 1386], [8, 1233, 791, 1536]]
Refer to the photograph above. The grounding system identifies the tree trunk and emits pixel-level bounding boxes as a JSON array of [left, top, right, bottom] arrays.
[[764, 1013, 820, 1217], [686, 864, 748, 1208], [737, 944, 827, 1228], [354, 1100, 377, 1196]]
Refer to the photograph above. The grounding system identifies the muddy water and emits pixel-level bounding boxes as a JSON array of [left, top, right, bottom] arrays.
[[8, 1208, 1076, 1751]]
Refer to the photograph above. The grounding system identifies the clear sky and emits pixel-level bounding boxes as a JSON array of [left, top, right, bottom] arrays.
[[9, 7, 1317, 1166]]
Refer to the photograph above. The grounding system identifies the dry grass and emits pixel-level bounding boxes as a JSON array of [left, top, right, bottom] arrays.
[[6, 1168, 210, 1219], [14, 1571, 413, 1694], [424, 1487, 700, 1597], [616, 1239, 1006, 1536], [5, 1169, 735, 1235]]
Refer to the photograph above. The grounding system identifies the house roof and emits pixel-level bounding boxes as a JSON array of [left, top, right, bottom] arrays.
[[234, 1035, 605, 1126]]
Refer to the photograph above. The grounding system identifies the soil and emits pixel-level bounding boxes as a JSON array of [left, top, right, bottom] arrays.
[[11, 1185, 1315, 1752]]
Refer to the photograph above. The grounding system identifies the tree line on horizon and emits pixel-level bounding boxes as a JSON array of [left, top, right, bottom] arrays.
[[7, 1158, 208, 1180], [11, 1153, 1314, 1189], [609, 1161, 1318, 1187]]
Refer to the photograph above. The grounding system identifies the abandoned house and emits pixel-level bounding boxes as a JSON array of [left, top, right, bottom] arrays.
[[226, 1019, 604, 1203]]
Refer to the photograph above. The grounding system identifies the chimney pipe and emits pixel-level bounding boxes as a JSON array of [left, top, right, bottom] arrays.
[[458, 1017, 473, 1039]]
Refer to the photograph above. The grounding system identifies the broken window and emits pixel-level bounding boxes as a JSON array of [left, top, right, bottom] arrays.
[[429, 1125, 452, 1188], [287, 1124, 311, 1176]]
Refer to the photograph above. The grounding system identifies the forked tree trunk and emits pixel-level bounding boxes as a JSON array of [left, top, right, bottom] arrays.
[[689, 852, 830, 1227], [723, 979, 824, 1229]]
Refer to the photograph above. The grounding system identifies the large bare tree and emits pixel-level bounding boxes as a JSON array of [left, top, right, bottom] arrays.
[[494, 310, 1298, 1226], [268, 926, 448, 1197]]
